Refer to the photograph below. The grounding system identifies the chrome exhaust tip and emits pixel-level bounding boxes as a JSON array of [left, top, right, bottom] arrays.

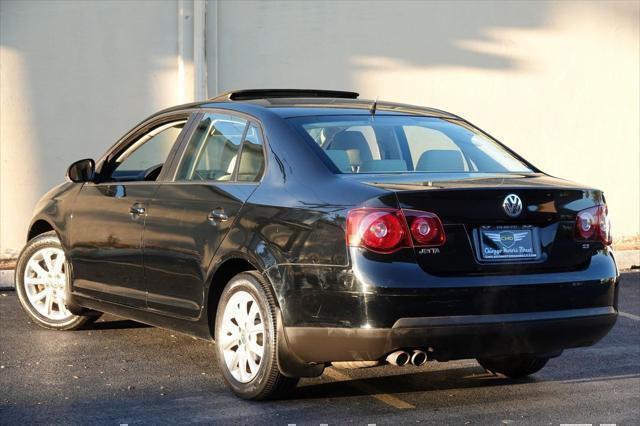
[[410, 350, 428, 366], [386, 350, 410, 366]]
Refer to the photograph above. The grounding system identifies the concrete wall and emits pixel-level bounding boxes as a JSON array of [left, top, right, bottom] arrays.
[[1, 0, 183, 257], [212, 0, 640, 240], [1, 0, 639, 258]]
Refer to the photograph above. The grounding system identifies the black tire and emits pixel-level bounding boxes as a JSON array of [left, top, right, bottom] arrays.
[[15, 231, 101, 330], [477, 354, 549, 378], [214, 271, 299, 400]]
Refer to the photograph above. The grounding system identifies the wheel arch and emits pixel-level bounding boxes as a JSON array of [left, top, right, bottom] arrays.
[[27, 219, 55, 241], [204, 254, 324, 378], [205, 255, 261, 339]]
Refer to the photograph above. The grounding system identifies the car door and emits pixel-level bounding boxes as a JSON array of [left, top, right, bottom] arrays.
[[143, 113, 266, 318], [69, 115, 192, 307]]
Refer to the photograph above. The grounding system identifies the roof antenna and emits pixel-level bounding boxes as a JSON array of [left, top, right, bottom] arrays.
[[370, 96, 378, 115]]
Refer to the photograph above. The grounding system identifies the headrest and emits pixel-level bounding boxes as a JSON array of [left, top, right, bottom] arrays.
[[329, 131, 373, 163], [415, 149, 465, 172], [238, 142, 263, 174]]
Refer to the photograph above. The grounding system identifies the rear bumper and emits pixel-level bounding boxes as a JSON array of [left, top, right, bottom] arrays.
[[283, 306, 618, 363], [269, 250, 619, 364], [271, 251, 619, 329]]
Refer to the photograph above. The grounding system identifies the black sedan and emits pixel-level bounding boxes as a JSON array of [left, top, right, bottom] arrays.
[[15, 89, 619, 400]]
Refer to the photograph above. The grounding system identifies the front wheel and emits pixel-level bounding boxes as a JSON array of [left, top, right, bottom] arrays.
[[214, 271, 299, 400], [477, 354, 549, 378], [15, 231, 101, 330]]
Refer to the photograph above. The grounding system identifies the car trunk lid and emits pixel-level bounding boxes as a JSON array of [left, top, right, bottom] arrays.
[[350, 172, 604, 275]]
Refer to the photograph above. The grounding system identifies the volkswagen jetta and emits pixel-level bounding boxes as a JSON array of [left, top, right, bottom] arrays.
[[15, 89, 619, 399]]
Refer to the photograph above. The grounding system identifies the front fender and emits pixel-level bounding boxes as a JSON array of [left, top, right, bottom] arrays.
[[27, 182, 82, 251]]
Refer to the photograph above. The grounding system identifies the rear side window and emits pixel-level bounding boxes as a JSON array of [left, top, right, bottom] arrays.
[[288, 115, 532, 174], [176, 114, 265, 182], [237, 124, 265, 182], [177, 114, 247, 181]]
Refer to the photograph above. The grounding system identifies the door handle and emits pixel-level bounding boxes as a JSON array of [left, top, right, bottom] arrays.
[[129, 203, 146, 217], [208, 208, 228, 224]]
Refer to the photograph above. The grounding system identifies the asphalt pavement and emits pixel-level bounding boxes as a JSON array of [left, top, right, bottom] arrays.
[[1, 272, 638, 425]]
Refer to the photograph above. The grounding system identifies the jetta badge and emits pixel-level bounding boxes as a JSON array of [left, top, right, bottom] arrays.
[[502, 194, 523, 217]]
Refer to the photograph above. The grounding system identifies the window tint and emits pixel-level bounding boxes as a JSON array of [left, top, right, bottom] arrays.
[[289, 115, 532, 174], [237, 124, 265, 182], [112, 121, 185, 181], [177, 114, 247, 181]]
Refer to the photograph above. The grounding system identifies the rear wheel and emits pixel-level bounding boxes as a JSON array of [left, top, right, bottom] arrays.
[[214, 271, 298, 400], [477, 354, 549, 378], [15, 231, 101, 330]]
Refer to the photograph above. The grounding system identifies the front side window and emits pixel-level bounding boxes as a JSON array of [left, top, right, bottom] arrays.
[[176, 113, 265, 182], [289, 115, 532, 174], [111, 121, 186, 181]]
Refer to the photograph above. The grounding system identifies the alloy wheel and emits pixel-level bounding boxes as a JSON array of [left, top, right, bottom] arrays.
[[220, 290, 265, 383], [23, 247, 73, 320]]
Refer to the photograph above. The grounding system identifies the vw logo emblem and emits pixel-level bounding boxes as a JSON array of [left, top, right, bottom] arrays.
[[502, 194, 523, 217]]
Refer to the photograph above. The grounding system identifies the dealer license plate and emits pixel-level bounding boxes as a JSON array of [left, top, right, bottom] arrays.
[[479, 227, 539, 260]]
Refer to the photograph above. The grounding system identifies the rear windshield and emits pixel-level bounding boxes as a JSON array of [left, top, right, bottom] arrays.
[[288, 115, 532, 174]]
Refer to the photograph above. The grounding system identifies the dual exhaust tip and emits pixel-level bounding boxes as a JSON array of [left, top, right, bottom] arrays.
[[386, 349, 428, 367], [331, 350, 428, 370]]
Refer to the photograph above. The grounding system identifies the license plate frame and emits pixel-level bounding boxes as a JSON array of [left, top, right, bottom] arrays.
[[476, 225, 541, 262]]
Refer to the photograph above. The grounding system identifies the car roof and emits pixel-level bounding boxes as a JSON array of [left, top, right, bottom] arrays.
[[158, 89, 462, 120]]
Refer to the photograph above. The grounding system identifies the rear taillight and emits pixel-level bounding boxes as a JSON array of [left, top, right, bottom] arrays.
[[575, 204, 611, 245], [403, 209, 446, 247], [346, 208, 446, 253], [346, 209, 410, 253]]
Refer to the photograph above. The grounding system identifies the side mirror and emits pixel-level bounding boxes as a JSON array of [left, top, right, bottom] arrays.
[[67, 159, 95, 183]]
